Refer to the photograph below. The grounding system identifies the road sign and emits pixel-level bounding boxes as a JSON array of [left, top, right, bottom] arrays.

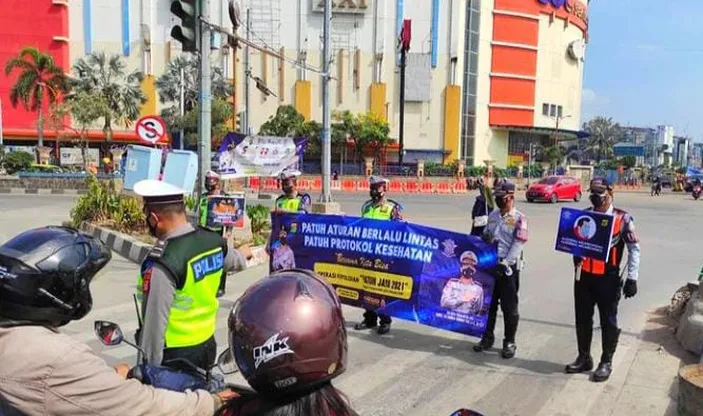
[[135, 116, 168, 145]]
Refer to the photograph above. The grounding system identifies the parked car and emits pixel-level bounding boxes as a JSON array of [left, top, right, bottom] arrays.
[[526, 176, 582, 203]]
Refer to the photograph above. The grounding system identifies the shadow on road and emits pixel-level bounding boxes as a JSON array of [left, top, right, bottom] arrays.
[[344, 321, 567, 377]]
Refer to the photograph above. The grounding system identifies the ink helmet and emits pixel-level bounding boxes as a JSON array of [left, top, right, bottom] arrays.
[[228, 269, 348, 399]]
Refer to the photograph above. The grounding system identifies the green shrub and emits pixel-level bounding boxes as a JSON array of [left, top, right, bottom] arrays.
[[70, 175, 145, 233], [185, 194, 198, 212], [3, 151, 34, 174], [246, 204, 271, 246]]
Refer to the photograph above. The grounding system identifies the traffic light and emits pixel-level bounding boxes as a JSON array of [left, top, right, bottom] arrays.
[[170, 0, 198, 52], [235, 111, 245, 133]]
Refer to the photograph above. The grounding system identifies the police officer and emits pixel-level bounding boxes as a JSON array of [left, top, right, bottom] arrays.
[[473, 181, 527, 358], [133, 179, 252, 371], [354, 175, 403, 335], [198, 170, 230, 297], [471, 177, 494, 236], [274, 170, 311, 213], [565, 178, 640, 382]]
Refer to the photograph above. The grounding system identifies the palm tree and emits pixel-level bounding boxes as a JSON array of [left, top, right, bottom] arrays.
[[4, 47, 68, 147], [584, 117, 621, 163], [70, 52, 146, 142], [156, 55, 231, 109]]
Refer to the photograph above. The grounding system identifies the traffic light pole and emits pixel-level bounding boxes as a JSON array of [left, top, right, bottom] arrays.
[[320, 0, 332, 204], [198, 0, 212, 195]]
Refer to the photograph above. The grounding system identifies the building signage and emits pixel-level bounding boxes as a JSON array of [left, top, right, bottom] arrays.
[[538, 0, 588, 27], [312, 0, 369, 14]]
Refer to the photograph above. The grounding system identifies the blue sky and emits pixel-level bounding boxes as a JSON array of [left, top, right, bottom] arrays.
[[581, 0, 703, 140]]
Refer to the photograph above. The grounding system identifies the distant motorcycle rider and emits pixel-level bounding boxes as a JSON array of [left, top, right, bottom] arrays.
[[0, 227, 231, 415]]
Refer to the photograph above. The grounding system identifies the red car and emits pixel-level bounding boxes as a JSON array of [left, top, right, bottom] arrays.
[[526, 176, 582, 203]]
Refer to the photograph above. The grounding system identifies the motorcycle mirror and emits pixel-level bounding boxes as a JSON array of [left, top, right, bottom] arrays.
[[450, 409, 485, 416], [94, 321, 124, 347], [217, 349, 238, 375]]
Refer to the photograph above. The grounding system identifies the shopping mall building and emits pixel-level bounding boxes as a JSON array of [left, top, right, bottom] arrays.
[[0, 0, 588, 167]]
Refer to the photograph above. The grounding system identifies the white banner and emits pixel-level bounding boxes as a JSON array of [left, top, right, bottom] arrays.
[[59, 148, 99, 166], [217, 134, 306, 178]]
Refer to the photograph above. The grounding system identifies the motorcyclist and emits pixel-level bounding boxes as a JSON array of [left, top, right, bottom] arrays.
[[220, 269, 358, 416], [0, 226, 232, 415]]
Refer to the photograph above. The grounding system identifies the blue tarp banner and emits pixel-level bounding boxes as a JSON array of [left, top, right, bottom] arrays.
[[686, 167, 703, 177], [269, 213, 498, 338], [554, 207, 615, 262]]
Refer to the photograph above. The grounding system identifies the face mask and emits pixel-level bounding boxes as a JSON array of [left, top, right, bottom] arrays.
[[205, 182, 217, 192], [282, 180, 295, 194], [370, 188, 384, 201], [461, 266, 475, 278], [495, 196, 508, 209], [146, 215, 159, 238], [589, 193, 607, 208]]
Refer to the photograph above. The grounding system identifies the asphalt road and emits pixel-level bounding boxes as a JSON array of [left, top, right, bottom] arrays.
[[0, 190, 698, 415]]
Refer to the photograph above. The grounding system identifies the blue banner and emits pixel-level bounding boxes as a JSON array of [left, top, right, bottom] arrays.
[[206, 196, 246, 229], [554, 207, 615, 262], [269, 213, 498, 338]]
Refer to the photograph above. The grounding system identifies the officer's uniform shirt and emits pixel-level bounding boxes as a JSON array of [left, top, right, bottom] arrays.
[[587, 204, 641, 281], [440, 278, 484, 314], [275, 193, 312, 213], [361, 198, 403, 220], [484, 208, 528, 266], [139, 223, 246, 366]]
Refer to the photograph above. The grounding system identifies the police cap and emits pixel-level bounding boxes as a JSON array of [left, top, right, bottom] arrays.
[[493, 181, 516, 197], [369, 175, 390, 186], [589, 177, 612, 194], [133, 179, 186, 206], [278, 170, 301, 181]]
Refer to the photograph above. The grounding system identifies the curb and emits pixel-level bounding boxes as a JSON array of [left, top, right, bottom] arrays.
[[77, 222, 151, 264], [74, 221, 269, 268], [0, 188, 87, 195]]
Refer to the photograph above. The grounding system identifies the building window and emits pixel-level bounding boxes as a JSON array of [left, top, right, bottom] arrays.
[[557, 105, 563, 118], [542, 103, 549, 116], [460, 0, 481, 165], [550, 104, 557, 117]]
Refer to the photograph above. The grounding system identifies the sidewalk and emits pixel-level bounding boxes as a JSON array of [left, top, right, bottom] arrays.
[[608, 307, 697, 416]]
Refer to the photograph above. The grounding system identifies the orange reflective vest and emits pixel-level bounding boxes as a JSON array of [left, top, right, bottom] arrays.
[[582, 209, 627, 275]]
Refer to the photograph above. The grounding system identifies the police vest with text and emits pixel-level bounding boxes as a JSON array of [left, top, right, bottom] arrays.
[[581, 208, 629, 276], [136, 229, 226, 348], [361, 200, 400, 220], [275, 194, 307, 212]]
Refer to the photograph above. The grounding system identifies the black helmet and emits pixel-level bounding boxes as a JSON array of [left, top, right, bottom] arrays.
[[0, 226, 111, 325]]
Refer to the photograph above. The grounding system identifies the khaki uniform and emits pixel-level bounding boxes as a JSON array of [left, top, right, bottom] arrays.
[[0, 325, 215, 416]]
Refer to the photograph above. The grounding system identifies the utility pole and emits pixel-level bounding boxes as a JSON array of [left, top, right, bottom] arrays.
[[320, 0, 332, 203], [528, 142, 533, 186], [198, 0, 212, 195], [179, 67, 185, 150], [243, 9, 251, 135], [398, 20, 411, 167]]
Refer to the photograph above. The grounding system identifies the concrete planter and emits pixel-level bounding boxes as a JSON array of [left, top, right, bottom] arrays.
[[678, 364, 703, 416]]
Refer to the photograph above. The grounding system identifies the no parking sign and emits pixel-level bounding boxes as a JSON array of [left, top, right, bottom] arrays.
[[135, 115, 168, 145]]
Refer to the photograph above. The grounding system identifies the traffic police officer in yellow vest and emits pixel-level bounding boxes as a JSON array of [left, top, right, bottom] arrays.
[[274, 170, 311, 213], [133, 179, 252, 371], [354, 175, 404, 335], [197, 170, 229, 297]]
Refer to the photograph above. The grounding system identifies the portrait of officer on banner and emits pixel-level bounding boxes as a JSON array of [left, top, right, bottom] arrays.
[[271, 225, 296, 271], [440, 251, 485, 315]]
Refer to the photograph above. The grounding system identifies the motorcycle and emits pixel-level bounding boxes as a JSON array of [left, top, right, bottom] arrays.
[[94, 320, 247, 394], [451, 409, 485, 416], [693, 184, 701, 200]]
